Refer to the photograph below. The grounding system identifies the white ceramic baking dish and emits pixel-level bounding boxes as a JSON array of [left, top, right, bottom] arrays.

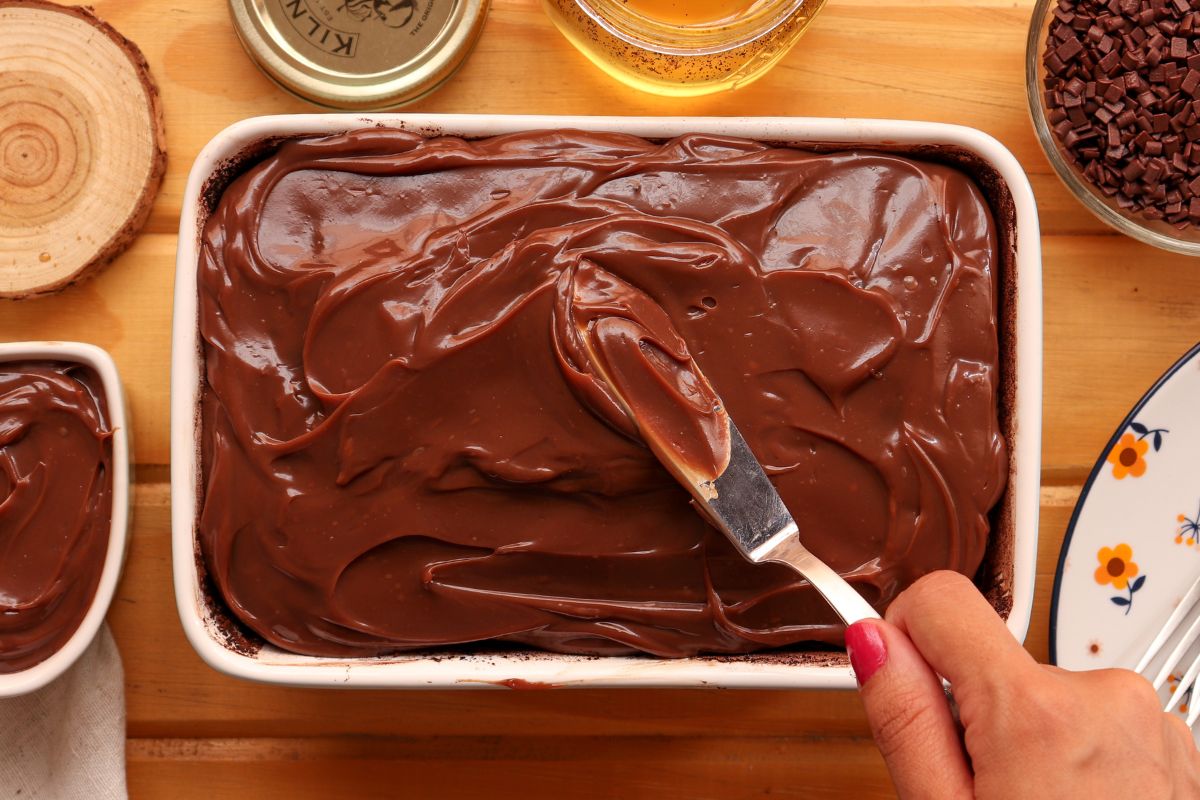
[[0, 342, 130, 697], [172, 115, 1042, 689]]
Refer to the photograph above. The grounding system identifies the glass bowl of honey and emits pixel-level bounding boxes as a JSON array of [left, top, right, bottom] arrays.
[[542, 0, 827, 97]]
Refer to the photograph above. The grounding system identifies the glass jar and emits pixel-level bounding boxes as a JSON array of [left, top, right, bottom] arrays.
[[541, 0, 826, 97]]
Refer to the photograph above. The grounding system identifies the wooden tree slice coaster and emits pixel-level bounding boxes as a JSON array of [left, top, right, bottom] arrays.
[[0, 0, 166, 299]]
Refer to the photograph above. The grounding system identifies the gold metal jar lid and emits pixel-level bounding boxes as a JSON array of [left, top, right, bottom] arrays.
[[229, 0, 488, 109]]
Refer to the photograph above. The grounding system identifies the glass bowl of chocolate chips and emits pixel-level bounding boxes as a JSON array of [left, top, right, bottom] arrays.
[[1028, 0, 1200, 254]]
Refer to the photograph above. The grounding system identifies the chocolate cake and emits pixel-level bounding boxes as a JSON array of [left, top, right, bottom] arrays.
[[197, 129, 1007, 659]]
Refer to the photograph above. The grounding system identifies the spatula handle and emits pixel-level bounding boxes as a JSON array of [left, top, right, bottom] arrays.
[[763, 537, 963, 726], [758, 534, 881, 626]]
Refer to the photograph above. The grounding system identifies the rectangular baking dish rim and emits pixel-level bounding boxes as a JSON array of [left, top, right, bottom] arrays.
[[170, 114, 1043, 689]]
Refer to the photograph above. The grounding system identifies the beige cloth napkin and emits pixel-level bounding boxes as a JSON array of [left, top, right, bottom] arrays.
[[0, 625, 127, 799]]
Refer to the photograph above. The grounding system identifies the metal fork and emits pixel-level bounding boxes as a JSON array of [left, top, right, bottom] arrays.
[[1135, 572, 1200, 727]]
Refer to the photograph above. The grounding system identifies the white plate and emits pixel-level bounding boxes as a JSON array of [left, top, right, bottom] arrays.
[[172, 114, 1043, 689], [0, 342, 131, 697], [1052, 342, 1200, 735]]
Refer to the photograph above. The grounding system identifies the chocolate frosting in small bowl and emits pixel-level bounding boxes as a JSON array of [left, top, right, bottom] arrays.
[[0, 360, 114, 674]]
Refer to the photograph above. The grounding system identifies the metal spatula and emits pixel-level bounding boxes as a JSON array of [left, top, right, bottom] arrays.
[[587, 349, 879, 626], [654, 411, 880, 627], [561, 266, 879, 627]]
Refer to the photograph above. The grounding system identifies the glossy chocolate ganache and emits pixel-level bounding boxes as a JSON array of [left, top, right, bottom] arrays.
[[198, 129, 1007, 658], [0, 363, 112, 673]]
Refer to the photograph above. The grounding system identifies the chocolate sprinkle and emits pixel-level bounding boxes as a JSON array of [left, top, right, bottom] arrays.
[[1043, 0, 1200, 228]]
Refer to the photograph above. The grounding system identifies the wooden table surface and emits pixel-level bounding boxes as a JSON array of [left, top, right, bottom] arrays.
[[4, 0, 1200, 796]]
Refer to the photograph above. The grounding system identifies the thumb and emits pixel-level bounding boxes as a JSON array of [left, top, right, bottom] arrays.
[[847, 619, 973, 800]]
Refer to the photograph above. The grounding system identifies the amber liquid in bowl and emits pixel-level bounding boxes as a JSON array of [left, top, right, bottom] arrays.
[[542, 0, 826, 96], [622, 0, 759, 25]]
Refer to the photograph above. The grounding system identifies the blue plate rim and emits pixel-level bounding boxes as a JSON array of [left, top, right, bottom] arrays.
[[1049, 341, 1200, 666]]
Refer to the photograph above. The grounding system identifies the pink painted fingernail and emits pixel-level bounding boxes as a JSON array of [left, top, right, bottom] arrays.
[[845, 621, 888, 687]]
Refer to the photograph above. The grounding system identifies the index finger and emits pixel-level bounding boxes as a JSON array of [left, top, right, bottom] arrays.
[[885, 570, 1038, 706]]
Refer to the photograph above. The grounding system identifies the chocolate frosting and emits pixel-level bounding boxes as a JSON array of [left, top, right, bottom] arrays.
[[557, 260, 732, 488], [0, 362, 112, 673], [198, 129, 1006, 658]]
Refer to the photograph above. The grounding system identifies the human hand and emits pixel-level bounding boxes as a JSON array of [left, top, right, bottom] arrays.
[[846, 571, 1200, 798]]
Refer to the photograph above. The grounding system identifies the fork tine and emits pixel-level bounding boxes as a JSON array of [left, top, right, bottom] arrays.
[[1136, 572, 1200, 675], [1151, 610, 1200, 690], [1166, 648, 1200, 714]]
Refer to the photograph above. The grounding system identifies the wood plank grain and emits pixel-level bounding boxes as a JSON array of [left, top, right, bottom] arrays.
[[111, 483, 1074, 740], [0, 234, 175, 464], [127, 736, 895, 800], [1041, 238, 1200, 481]]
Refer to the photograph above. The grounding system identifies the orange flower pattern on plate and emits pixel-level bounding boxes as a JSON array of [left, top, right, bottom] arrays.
[[1107, 433, 1148, 479], [1107, 422, 1169, 479], [1095, 544, 1146, 615], [1178, 502, 1200, 547], [1095, 544, 1139, 589], [1169, 674, 1193, 716]]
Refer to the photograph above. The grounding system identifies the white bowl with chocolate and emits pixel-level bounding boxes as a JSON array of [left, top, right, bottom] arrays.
[[172, 115, 1042, 689], [0, 342, 130, 697]]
